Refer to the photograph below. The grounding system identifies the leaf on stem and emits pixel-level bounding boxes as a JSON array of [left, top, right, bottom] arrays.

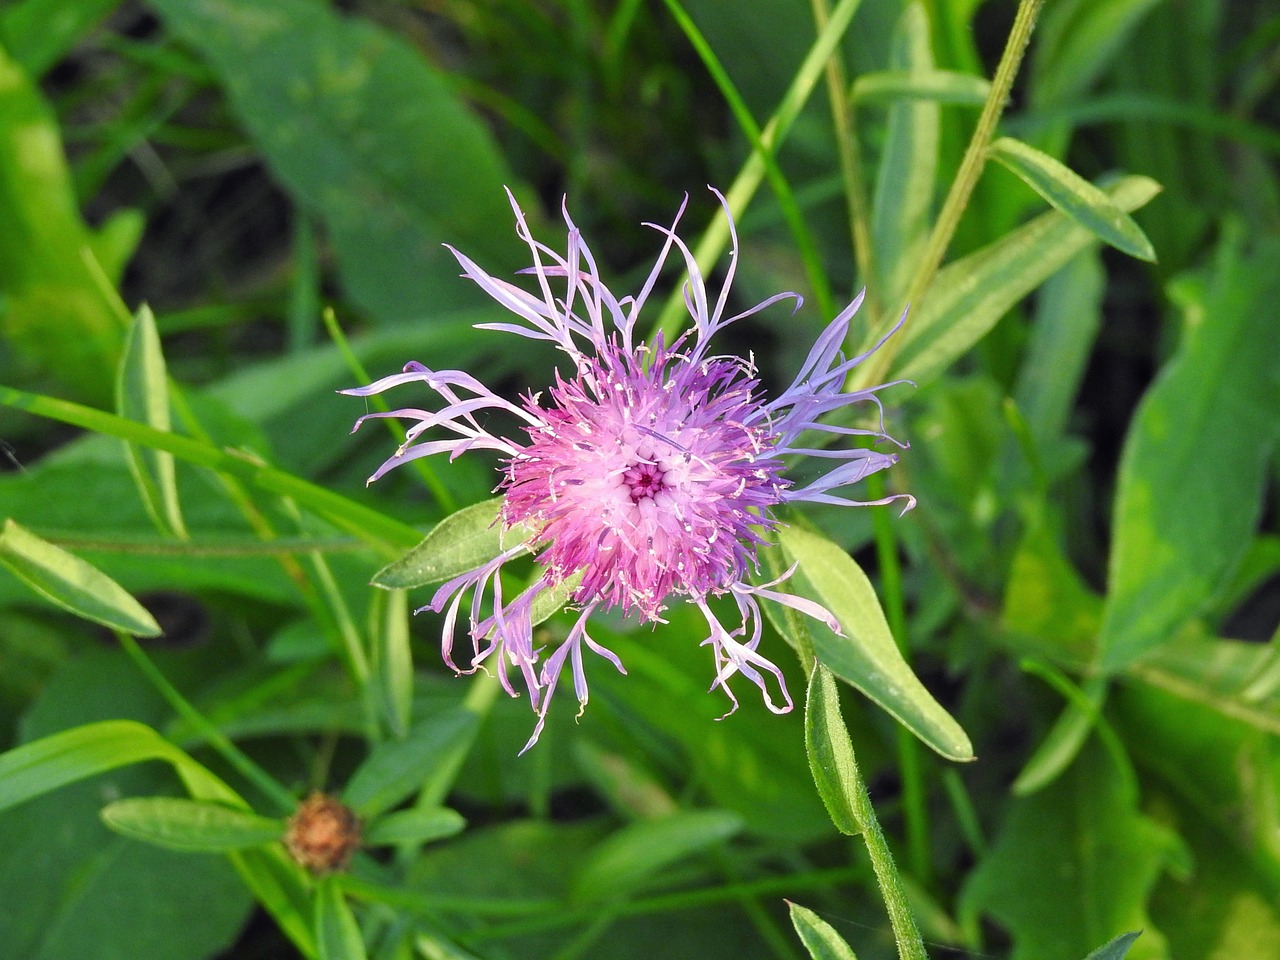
[[988, 137, 1156, 261]]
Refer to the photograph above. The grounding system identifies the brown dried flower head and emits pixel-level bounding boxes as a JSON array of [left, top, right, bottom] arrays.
[[285, 792, 361, 874]]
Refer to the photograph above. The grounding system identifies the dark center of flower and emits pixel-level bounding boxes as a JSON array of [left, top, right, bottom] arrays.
[[622, 461, 667, 502]]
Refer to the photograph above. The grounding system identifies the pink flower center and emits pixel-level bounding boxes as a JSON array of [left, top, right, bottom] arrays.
[[623, 460, 667, 502]]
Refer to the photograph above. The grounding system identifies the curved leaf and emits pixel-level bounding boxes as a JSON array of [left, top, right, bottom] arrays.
[[101, 797, 284, 852], [988, 137, 1155, 261], [0, 520, 161, 636], [372, 499, 530, 590], [776, 526, 973, 761], [789, 902, 860, 960]]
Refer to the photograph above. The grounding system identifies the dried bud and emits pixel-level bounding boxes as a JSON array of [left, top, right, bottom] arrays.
[[285, 792, 361, 874]]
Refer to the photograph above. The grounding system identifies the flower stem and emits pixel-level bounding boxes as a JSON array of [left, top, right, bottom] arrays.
[[854, 0, 1045, 389], [869, 472, 930, 884], [850, 744, 929, 960]]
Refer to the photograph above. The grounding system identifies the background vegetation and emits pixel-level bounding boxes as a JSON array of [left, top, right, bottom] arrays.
[[0, 1, 1277, 959]]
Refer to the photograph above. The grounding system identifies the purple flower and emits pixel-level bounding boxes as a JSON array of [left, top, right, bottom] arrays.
[[344, 189, 912, 751]]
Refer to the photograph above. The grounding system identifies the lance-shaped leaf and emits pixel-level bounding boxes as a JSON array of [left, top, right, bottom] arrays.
[[315, 874, 367, 960], [117, 304, 187, 539], [988, 137, 1155, 261], [0, 520, 161, 636], [863, 175, 1160, 389], [789, 902, 861, 960], [804, 665, 863, 836], [774, 526, 973, 761], [101, 797, 284, 852], [372, 499, 530, 590]]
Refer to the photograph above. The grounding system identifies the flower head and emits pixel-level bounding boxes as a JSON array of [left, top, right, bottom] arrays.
[[344, 188, 912, 751]]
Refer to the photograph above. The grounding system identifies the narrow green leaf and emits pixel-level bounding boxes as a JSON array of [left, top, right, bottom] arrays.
[[881, 175, 1160, 388], [362, 807, 465, 847], [341, 709, 478, 819], [871, 2, 940, 306], [117, 304, 187, 539], [371, 499, 530, 590], [776, 526, 973, 761], [89, 207, 146, 284], [789, 902, 860, 960], [1099, 234, 1280, 671], [804, 665, 863, 836], [101, 797, 284, 852], [988, 137, 1155, 260], [374, 588, 413, 738], [0, 384, 422, 554], [1083, 931, 1142, 960], [1012, 673, 1108, 796], [0, 719, 239, 814], [571, 809, 744, 904], [1012, 251, 1105, 449], [851, 69, 991, 105], [315, 875, 368, 960], [0, 519, 161, 636]]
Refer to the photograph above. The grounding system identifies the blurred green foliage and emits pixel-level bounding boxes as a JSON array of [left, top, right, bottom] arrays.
[[0, 0, 1277, 959]]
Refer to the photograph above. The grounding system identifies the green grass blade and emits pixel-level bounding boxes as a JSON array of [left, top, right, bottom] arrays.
[[871, 2, 941, 308], [0, 385, 422, 555], [316, 875, 368, 960], [851, 69, 991, 105]]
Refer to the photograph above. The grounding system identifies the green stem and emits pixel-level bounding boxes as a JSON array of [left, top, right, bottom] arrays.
[[853, 0, 1044, 389], [849, 744, 929, 960], [116, 633, 297, 814], [650, 0, 864, 342], [809, 0, 880, 320], [657, 0, 836, 326], [869, 473, 930, 884]]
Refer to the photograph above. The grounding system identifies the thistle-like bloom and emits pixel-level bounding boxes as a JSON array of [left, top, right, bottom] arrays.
[[344, 189, 912, 751]]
